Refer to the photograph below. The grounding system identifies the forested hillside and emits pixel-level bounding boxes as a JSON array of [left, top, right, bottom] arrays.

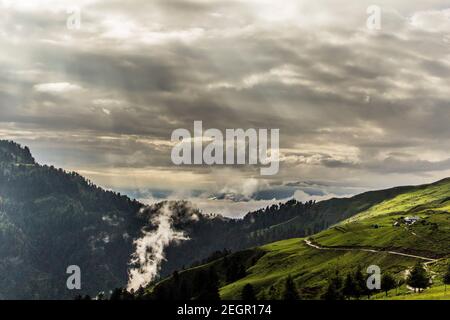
[[0, 141, 145, 299]]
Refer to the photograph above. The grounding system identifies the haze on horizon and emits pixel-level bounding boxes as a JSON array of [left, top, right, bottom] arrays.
[[1, 0, 450, 217]]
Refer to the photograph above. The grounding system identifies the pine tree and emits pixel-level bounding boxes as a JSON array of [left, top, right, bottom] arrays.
[[154, 285, 167, 300], [407, 263, 430, 293], [241, 284, 257, 301], [381, 273, 397, 297], [173, 270, 180, 284], [321, 273, 344, 300], [343, 273, 357, 299], [282, 276, 299, 300], [198, 268, 221, 300], [179, 279, 190, 300], [353, 267, 367, 299]]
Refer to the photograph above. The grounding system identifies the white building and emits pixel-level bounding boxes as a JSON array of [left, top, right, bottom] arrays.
[[404, 216, 420, 225]]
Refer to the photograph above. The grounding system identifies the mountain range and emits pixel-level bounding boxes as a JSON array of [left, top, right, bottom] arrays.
[[1, 140, 449, 299]]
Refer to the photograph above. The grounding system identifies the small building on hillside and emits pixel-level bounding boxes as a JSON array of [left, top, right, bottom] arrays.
[[404, 216, 420, 225]]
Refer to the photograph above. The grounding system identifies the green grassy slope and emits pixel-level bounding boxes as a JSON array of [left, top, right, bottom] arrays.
[[345, 178, 450, 223], [313, 178, 450, 257], [220, 238, 425, 299], [148, 178, 450, 300], [247, 183, 422, 240]]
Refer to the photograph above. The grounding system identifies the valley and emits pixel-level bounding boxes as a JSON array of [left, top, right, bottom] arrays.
[[142, 178, 450, 300], [1, 140, 449, 300]]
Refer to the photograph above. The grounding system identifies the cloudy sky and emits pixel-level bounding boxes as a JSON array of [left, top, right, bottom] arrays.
[[1, 0, 450, 217]]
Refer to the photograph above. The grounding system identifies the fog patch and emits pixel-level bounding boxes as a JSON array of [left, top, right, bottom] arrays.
[[127, 201, 199, 291]]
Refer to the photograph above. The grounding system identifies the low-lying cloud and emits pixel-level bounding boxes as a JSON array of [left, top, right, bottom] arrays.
[[127, 202, 198, 291]]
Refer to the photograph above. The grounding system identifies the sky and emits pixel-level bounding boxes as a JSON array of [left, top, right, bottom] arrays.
[[1, 0, 450, 217]]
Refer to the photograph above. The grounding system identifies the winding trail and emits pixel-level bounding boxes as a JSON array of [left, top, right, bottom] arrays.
[[304, 238, 440, 292], [303, 239, 437, 263]]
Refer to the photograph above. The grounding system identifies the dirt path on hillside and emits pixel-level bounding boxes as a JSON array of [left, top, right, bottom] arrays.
[[303, 239, 437, 262], [304, 234, 439, 293], [304, 238, 440, 293]]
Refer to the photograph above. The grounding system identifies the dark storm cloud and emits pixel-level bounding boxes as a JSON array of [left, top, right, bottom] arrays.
[[319, 156, 450, 175]]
